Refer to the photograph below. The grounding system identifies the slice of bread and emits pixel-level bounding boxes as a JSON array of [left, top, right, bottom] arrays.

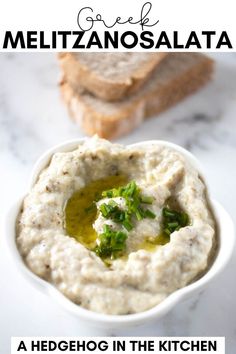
[[60, 53, 213, 139], [58, 52, 167, 101]]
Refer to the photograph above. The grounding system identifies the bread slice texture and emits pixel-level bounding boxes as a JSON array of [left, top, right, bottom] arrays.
[[58, 52, 167, 101], [60, 53, 213, 139]]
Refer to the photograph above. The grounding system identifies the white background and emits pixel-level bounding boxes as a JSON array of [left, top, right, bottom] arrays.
[[0, 0, 236, 51], [11, 337, 225, 354], [0, 0, 236, 352], [0, 52, 235, 353]]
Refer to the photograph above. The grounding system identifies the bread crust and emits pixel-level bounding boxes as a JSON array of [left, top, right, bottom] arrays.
[[60, 53, 214, 140], [60, 78, 145, 139], [58, 53, 167, 102]]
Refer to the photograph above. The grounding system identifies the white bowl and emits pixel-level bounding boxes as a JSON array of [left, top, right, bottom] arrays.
[[5, 139, 235, 329]]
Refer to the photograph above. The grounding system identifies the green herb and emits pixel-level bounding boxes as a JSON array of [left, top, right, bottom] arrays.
[[101, 180, 139, 199], [100, 201, 124, 221], [95, 225, 127, 259], [84, 202, 96, 213], [162, 207, 189, 236], [101, 180, 156, 223], [99, 203, 110, 217], [140, 195, 154, 204], [122, 219, 133, 231], [135, 207, 143, 221], [95, 180, 157, 260], [99, 201, 133, 230], [144, 209, 156, 219]]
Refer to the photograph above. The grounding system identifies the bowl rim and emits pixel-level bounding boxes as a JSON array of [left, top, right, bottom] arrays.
[[6, 138, 235, 325]]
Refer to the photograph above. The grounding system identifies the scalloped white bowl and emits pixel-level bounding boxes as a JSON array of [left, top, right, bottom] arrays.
[[5, 139, 235, 329]]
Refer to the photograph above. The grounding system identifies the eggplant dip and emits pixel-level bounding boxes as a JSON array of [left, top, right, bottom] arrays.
[[16, 137, 215, 315]]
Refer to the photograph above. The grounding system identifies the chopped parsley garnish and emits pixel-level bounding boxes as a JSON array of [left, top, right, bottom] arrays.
[[162, 207, 189, 236], [95, 225, 127, 259]]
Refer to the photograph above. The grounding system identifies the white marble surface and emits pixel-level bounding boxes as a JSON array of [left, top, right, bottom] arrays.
[[0, 53, 236, 353]]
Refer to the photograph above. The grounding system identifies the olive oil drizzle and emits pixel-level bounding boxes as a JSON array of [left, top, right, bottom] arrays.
[[64, 175, 128, 249], [64, 177, 189, 260], [139, 233, 170, 252]]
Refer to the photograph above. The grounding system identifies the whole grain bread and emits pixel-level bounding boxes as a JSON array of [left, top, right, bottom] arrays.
[[58, 52, 167, 101], [60, 53, 213, 139]]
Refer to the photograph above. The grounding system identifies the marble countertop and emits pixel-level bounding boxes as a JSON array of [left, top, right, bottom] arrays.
[[0, 53, 236, 353]]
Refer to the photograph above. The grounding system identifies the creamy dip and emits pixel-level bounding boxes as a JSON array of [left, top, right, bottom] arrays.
[[16, 137, 215, 315]]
